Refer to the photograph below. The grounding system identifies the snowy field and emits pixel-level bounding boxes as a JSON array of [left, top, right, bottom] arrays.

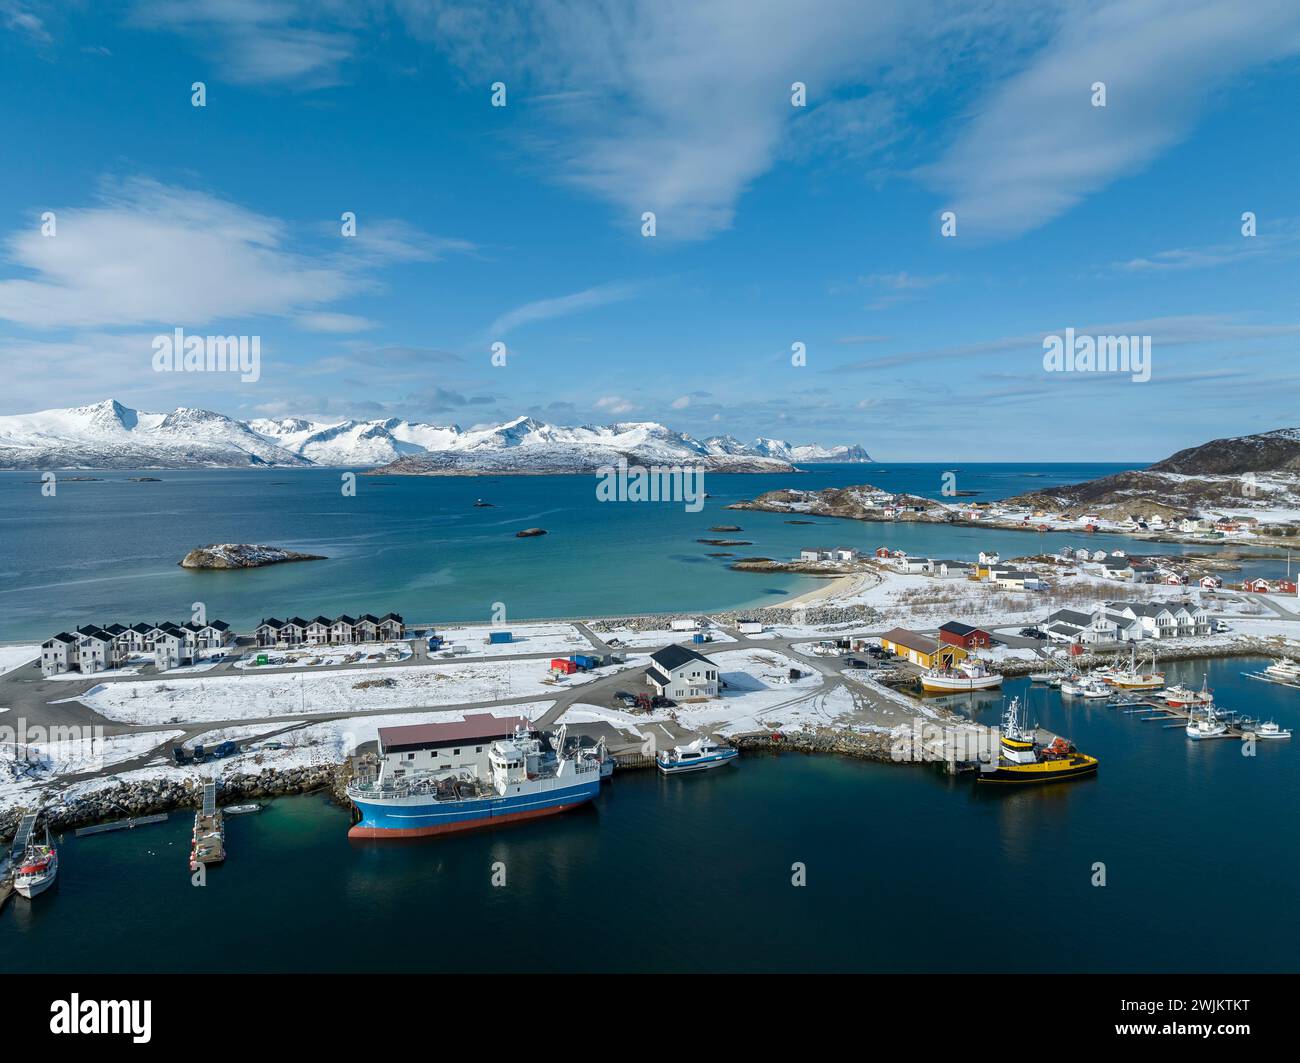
[[428, 622, 593, 658], [71, 656, 644, 725], [2, 729, 184, 810], [233, 641, 412, 669], [556, 703, 665, 738], [592, 625, 736, 649], [0, 645, 39, 676], [664, 648, 826, 736]]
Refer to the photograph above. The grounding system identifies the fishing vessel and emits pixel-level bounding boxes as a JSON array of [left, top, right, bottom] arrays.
[[347, 722, 604, 838], [1104, 646, 1165, 689], [1185, 707, 1227, 740], [1251, 721, 1292, 740], [656, 737, 739, 774], [977, 697, 1098, 785], [221, 804, 262, 816], [14, 827, 59, 899], [919, 659, 1003, 692], [1162, 678, 1213, 709], [1060, 674, 1109, 699]]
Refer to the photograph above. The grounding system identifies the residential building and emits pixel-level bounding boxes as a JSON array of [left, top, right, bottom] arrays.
[[878, 628, 967, 669], [646, 645, 719, 700], [937, 622, 992, 649]]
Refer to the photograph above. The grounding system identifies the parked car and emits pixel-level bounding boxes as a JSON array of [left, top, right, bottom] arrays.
[[844, 657, 869, 668], [613, 691, 638, 707], [1019, 627, 1047, 639]]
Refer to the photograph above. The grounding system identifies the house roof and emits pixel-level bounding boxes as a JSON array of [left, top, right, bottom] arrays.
[[879, 627, 938, 655], [938, 621, 988, 637], [334, 615, 357, 625], [259, 618, 283, 628], [45, 632, 77, 645], [646, 666, 671, 687], [378, 714, 530, 753], [649, 644, 715, 672], [1047, 609, 1094, 627]]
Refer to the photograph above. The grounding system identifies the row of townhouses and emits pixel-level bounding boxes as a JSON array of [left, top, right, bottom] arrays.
[[1043, 601, 1211, 645], [41, 620, 234, 677], [255, 612, 405, 648], [798, 547, 860, 563]]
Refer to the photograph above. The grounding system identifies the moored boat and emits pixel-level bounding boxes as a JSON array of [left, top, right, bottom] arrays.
[[657, 737, 738, 774], [1186, 707, 1227, 740], [347, 721, 604, 838], [1105, 646, 1165, 690], [920, 659, 1003, 692], [1251, 721, 1292, 740], [14, 828, 59, 899], [977, 697, 1098, 785]]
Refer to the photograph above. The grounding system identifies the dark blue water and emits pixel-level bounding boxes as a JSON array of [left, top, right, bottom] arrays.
[[3, 657, 1295, 972], [0, 464, 1285, 641]]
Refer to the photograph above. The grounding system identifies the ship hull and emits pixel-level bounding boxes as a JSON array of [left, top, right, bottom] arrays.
[[977, 756, 1098, 785], [15, 870, 56, 898], [920, 674, 1002, 692], [348, 777, 601, 838]]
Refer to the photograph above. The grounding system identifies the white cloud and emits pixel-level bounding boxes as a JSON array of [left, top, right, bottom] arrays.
[[129, 0, 357, 86], [920, 0, 1300, 238], [295, 312, 376, 333], [405, 0, 924, 238], [1, 1, 51, 43], [593, 395, 636, 415], [487, 282, 637, 338], [0, 178, 462, 331], [671, 395, 691, 409]]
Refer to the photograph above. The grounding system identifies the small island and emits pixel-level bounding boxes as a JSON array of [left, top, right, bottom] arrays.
[[515, 528, 548, 538], [179, 544, 327, 569]]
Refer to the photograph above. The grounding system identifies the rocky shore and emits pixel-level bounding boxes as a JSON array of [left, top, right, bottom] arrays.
[[179, 543, 327, 569], [0, 763, 348, 846], [731, 727, 897, 762]]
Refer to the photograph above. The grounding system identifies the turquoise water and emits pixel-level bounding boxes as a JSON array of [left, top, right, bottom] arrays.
[[0, 463, 1285, 641], [3, 657, 1296, 973]]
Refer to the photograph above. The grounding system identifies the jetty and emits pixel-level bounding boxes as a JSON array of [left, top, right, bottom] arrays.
[[189, 783, 226, 871]]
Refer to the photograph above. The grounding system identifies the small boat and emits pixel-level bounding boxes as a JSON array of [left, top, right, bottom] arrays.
[[1251, 721, 1292, 740], [1061, 674, 1108, 699], [656, 737, 738, 774], [1264, 659, 1300, 683], [221, 804, 262, 816], [472, 498, 494, 508], [1028, 671, 1061, 683], [14, 828, 59, 899], [1163, 678, 1213, 709], [1186, 708, 1227, 740], [1105, 646, 1165, 690], [920, 659, 1003, 692]]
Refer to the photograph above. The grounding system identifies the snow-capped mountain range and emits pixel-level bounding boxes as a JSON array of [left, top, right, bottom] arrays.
[[0, 399, 872, 472]]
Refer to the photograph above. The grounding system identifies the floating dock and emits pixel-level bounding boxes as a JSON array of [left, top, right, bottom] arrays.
[[189, 783, 226, 870], [75, 813, 169, 837]]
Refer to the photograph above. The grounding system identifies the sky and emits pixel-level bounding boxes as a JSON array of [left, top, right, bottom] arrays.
[[1, 0, 1299, 460]]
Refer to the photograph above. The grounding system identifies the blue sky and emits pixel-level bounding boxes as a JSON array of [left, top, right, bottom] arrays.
[[1, 0, 1299, 459]]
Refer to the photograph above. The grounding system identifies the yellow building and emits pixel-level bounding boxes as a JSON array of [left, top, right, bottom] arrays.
[[878, 628, 968, 669]]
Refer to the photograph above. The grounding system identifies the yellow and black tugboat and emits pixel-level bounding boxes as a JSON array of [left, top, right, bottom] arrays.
[[977, 696, 1098, 785]]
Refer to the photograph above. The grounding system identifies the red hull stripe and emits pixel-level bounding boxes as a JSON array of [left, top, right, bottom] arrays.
[[347, 800, 586, 839]]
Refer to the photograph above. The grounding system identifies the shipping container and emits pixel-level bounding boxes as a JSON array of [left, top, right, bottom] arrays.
[[487, 631, 512, 644], [670, 619, 698, 632], [551, 657, 578, 674]]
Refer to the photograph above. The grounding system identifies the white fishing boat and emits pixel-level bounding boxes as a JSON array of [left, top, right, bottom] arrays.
[[14, 827, 59, 899], [919, 659, 1003, 692], [1105, 646, 1165, 690], [221, 804, 262, 816], [1251, 721, 1292, 740], [656, 737, 738, 775], [1060, 674, 1108, 698], [1186, 707, 1227, 740], [1163, 678, 1213, 709]]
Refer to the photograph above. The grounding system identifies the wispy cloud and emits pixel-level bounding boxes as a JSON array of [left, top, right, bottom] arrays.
[[1, 0, 51, 44], [919, 0, 1300, 238], [487, 282, 638, 338]]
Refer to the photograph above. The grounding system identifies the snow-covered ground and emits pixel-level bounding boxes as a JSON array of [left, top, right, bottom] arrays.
[[556, 703, 664, 738], [2, 728, 183, 810], [428, 623, 593, 658], [233, 641, 412, 669], [0, 645, 38, 676], [71, 656, 645, 726], [592, 625, 736, 649], [662, 648, 826, 736]]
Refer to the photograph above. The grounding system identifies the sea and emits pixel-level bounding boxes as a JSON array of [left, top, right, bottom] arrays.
[[2, 657, 1296, 973], [0, 462, 1291, 642], [2, 462, 1298, 972]]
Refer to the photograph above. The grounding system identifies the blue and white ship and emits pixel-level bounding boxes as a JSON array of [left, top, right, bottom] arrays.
[[347, 715, 606, 838], [656, 737, 738, 775]]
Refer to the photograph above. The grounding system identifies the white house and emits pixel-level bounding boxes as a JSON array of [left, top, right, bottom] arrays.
[[75, 626, 120, 674], [40, 632, 79, 677], [646, 644, 719, 701], [154, 628, 195, 671]]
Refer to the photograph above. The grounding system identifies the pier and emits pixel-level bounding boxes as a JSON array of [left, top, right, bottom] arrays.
[[75, 812, 169, 837]]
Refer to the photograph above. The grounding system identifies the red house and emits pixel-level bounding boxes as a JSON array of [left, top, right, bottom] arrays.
[[938, 621, 992, 649]]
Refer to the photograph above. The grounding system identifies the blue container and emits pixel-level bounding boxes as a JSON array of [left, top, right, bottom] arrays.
[[488, 631, 512, 644], [692, 633, 705, 644], [569, 654, 597, 669]]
